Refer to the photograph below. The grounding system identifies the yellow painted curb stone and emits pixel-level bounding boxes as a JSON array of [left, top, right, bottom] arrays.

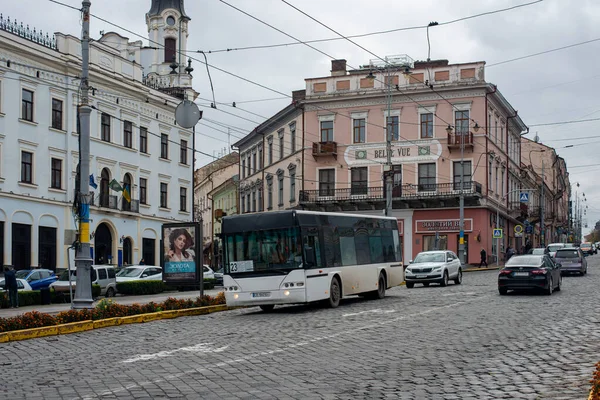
[[0, 332, 8, 343], [58, 321, 93, 335], [93, 318, 121, 329], [142, 313, 162, 323], [8, 325, 59, 341], [119, 315, 144, 325], [158, 310, 180, 319]]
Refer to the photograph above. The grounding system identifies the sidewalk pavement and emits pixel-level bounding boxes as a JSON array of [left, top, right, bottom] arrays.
[[0, 288, 223, 318]]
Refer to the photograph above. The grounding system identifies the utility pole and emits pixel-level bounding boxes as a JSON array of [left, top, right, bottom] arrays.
[[384, 60, 393, 217], [73, 0, 94, 309], [540, 159, 545, 248], [458, 124, 465, 265]]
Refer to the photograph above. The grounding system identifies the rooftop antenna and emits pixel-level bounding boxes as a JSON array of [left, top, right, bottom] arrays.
[[534, 131, 540, 143]]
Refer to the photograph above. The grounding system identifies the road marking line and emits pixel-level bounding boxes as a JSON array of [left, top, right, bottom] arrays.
[[80, 296, 487, 400], [121, 343, 229, 364], [343, 309, 395, 317]]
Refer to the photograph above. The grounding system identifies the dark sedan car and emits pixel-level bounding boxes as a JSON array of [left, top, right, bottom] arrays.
[[498, 255, 562, 295], [554, 248, 587, 276]]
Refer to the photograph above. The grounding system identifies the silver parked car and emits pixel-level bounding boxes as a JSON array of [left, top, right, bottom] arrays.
[[405, 250, 463, 288]]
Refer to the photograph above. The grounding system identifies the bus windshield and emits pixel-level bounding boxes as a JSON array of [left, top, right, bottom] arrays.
[[224, 227, 302, 274]]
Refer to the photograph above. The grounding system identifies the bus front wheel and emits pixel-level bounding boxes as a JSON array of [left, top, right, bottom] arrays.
[[328, 277, 341, 308]]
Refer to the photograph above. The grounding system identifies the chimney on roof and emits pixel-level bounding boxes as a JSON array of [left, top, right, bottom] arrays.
[[292, 89, 306, 103], [331, 59, 347, 76]]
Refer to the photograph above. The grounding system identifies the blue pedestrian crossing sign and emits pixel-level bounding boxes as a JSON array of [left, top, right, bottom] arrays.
[[520, 192, 529, 202], [493, 229, 503, 239]]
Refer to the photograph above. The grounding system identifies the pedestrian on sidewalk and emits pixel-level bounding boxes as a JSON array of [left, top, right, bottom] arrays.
[[479, 248, 488, 268], [4, 266, 18, 308], [505, 246, 515, 262]]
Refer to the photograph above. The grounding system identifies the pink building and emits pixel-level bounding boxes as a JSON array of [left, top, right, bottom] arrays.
[[235, 58, 568, 265]]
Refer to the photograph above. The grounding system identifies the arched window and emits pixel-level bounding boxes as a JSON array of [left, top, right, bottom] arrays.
[[164, 38, 176, 63], [100, 168, 111, 207]]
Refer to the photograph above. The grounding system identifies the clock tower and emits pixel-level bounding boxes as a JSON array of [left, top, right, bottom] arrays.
[[145, 0, 191, 81]]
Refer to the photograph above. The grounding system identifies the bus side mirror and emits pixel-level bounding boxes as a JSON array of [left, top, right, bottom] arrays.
[[304, 247, 315, 266]]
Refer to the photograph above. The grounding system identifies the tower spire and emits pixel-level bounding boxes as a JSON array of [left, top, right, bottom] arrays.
[[148, 0, 190, 21]]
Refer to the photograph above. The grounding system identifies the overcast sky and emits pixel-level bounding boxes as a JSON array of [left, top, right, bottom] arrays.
[[5, 0, 600, 236]]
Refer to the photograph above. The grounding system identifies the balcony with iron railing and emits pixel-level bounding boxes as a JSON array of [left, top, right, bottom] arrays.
[[312, 141, 338, 159], [299, 181, 482, 210], [447, 131, 474, 152]]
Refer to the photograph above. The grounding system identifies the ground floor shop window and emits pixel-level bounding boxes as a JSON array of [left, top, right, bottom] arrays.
[[423, 234, 447, 251]]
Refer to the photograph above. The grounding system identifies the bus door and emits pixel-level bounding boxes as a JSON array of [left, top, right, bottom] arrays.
[[303, 227, 329, 302]]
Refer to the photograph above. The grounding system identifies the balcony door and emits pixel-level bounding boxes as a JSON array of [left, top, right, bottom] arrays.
[[319, 169, 335, 197], [392, 165, 402, 197], [351, 167, 367, 196], [122, 173, 132, 211]]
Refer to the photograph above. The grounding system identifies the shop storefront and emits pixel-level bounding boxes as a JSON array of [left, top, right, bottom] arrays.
[[412, 208, 505, 265]]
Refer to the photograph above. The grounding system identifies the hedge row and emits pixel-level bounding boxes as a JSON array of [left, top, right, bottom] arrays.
[[0, 292, 226, 333], [0, 285, 101, 309], [116, 279, 216, 295]]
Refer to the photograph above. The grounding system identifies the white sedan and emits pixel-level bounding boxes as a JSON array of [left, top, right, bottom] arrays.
[[405, 250, 463, 288], [116, 266, 162, 282], [0, 278, 33, 291]]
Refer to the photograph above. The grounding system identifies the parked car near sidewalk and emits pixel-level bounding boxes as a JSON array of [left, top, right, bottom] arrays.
[[14, 269, 57, 290], [546, 243, 566, 259], [0, 278, 32, 292], [404, 251, 462, 288], [554, 248, 587, 276], [50, 265, 117, 297], [116, 266, 162, 282]]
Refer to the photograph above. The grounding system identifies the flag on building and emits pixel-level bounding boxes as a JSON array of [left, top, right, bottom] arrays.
[[123, 184, 131, 203], [89, 174, 98, 189], [109, 179, 122, 192]]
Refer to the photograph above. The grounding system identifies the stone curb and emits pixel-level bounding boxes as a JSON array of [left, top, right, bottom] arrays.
[[0, 304, 231, 343]]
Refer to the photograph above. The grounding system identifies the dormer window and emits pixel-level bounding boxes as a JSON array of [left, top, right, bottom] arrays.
[[166, 16, 176, 26]]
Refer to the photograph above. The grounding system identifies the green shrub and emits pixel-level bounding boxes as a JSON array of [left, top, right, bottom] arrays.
[[116, 280, 165, 295], [19, 291, 42, 307]]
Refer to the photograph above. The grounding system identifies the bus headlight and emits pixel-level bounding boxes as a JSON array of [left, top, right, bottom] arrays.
[[233, 294, 239, 299], [284, 290, 290, 296]]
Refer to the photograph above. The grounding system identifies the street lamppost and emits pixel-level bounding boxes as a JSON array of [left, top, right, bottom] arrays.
[[446, 122, 479, 265]]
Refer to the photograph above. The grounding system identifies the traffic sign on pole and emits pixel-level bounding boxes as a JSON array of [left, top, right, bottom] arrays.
[[493, 229, 503, 239], [520, 192, 529, 202]]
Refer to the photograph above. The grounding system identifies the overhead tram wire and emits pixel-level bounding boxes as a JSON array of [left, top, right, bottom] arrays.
[[48, 0, 533, 145], [51, 0, 481, 153], [217, 0, 489, 156], [199, 0, 543, 54]]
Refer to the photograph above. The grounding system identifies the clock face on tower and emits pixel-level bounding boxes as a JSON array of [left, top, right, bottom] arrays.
[[166, 16, 176, 26]]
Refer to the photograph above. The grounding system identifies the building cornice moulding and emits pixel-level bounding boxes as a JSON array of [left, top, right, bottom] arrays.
[[304, 89, 487, 112]]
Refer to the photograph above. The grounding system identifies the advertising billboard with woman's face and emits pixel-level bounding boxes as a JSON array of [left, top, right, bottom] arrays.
[[161, 223, 201, 284]]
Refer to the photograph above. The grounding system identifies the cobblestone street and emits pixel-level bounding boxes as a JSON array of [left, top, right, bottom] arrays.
[[2, 259, 600, 399]]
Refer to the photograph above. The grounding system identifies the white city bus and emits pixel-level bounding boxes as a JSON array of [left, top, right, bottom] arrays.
[[222, 210, 404, 311]]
